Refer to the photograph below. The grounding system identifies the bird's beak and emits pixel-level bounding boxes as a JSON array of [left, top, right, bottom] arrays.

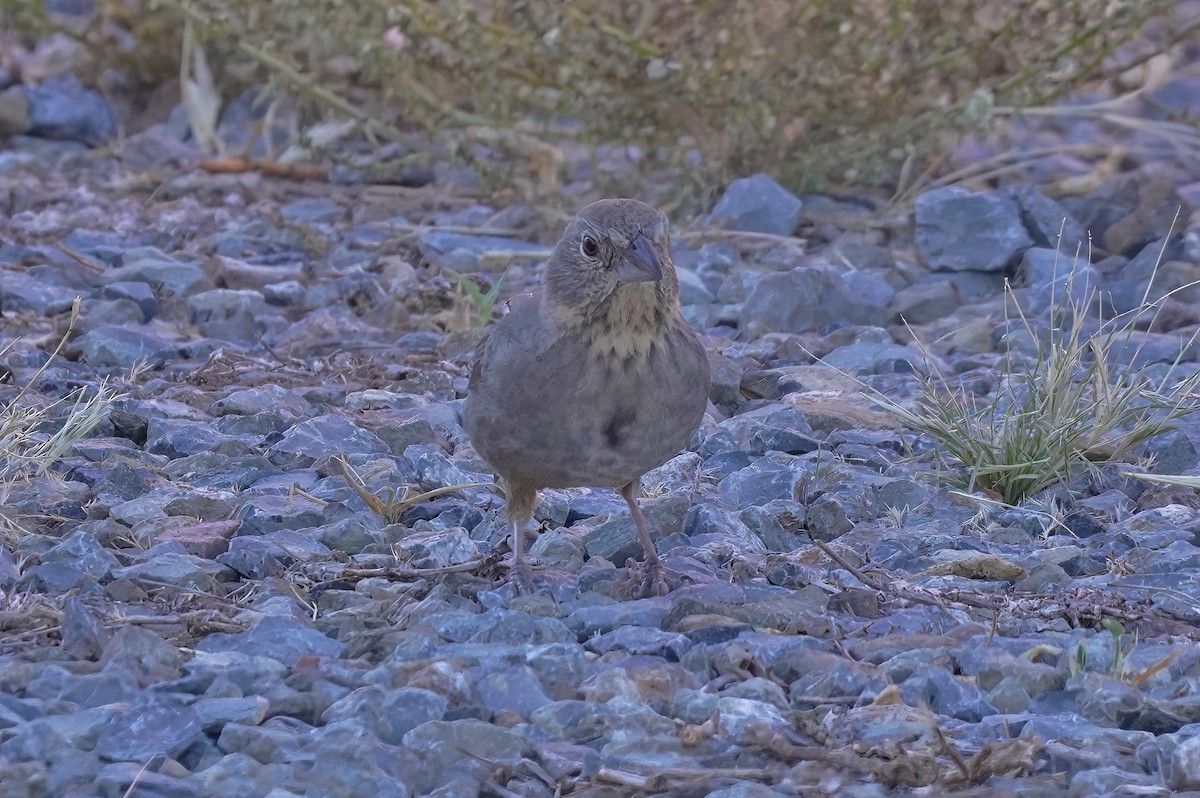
[[614, 235, 663, 283]]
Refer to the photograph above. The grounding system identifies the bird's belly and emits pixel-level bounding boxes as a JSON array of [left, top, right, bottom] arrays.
[[474, 375, 702, 489]]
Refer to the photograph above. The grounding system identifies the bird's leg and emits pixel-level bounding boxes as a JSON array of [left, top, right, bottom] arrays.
[[619, 479, 669, 598], [508, 518, 535, 594], [504, 482, 538, 593]]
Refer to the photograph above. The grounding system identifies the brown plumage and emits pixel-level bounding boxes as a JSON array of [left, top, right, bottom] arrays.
[[464, 198, 711, 594]]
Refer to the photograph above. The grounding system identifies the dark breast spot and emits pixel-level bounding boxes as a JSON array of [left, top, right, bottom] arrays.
[[603, 409, 636, 448]]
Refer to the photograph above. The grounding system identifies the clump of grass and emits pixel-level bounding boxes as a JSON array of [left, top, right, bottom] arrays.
[[1, 300, 117, 540], [874, 267, 1200, 505]]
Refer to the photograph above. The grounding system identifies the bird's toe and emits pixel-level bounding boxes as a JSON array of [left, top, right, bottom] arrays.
[[627, 557, 673, 598], [506, 561, 538, 595]]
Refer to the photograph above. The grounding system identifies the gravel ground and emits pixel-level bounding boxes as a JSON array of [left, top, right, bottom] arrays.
[[4, 30, 1200, 798]]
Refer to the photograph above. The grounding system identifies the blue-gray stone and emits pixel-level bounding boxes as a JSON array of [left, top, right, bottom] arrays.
[[915, 186, 1033, 272], [708, 173, 803, 236], [25, 75, 116, 145], [198, 615, 345, 666]]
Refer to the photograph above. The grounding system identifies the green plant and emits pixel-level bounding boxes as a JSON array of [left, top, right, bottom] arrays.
[[456, 273, 507, 329], [873, 269, 1200, 505], [1102, 617, 1135, 677]]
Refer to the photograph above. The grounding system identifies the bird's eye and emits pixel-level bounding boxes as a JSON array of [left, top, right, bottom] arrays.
[[580, 236, 599, 258]]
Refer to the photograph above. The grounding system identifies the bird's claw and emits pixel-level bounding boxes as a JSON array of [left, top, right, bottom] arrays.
[[507, 562, 537, 595], [627, 557, 671, 598]]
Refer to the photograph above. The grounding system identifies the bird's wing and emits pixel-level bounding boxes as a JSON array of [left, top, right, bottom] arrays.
[[467, 291, 543, 392]]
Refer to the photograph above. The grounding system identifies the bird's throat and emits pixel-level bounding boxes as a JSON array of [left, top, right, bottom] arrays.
[[589, 283, 673, 360]]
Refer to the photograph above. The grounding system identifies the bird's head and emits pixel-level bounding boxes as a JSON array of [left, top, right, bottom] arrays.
[[543, 199, 678, 321]]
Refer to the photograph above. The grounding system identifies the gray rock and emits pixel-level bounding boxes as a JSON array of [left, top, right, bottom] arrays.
[[890, 280, 960, 324], [99, 281, 158, 323], [564, 602, 669, 639], [821, 333, 927, 376], [92, 698, 203, 761], [94, 763, 201, 798], [216, 719, 304, 763], [900, 666, 996, 721], [739, 500, 807, 552], [263, 280, 305, 306], [218, 531, 330, 577], [671, 688, 718, 724], [1142, 429, 1200, 474], [106, 248, 212, 297], [192, 696, 269, 733], [709, 174, 803, 236], [915, 186, 1033, 272], [111, 553, 229, 593], [76, 325, 175, 368], [268, 415, 388, 467], [0, 269, 76, 315], [188, 289, 267, 343], [99, 626, 182, 683], [587, 627, 693, 660], [706, 782, 782, 798], [476, 667, 553, 718], [192, 753, 275, 796], [986, 676, 1031, 713], [1172, 732, 1200, 790], [740, 266, 893, 338], [315, 517, 381, 555], [279, 197, 343, 225], [212, 384, 310, 420], [59, 597, 110, 660], [1007, 186, 1088, 253], [392, 526, 479, 568], [41, 531, 120, 581], [197, 615, 346, 666], [24, 75, 116, 145], [716, 696, 790, 744], [323, 685, 447, 745], [402, 719, 532, 780], [16, 561, 86, 593], [683, 504, 768, 554], [708, 353, 746, 413], [145, 418, 238, 458], [676, 266, 715, 306], [1014, 247, 1099, 315], [1070, 766, 1164, 797], [583, 495, 690, 564], [718, 456, 806, 509]]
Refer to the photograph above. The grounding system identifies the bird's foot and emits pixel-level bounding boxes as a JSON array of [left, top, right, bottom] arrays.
[[626, 556, 671, 598], [506, 561, 538, 594]]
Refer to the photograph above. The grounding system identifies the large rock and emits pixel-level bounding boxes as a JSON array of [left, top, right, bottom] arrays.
[[740, 266, 893, 337], [24, 75, 116, 145], [708, 173, 803, 236], [915, 186, 1032, 272]]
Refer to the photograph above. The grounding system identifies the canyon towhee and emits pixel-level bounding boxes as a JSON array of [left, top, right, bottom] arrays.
[[465, 198, 711, 595]]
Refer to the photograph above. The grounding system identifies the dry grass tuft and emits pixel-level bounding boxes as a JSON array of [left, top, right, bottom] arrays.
[[0, 300, 117, 541], [873, 260, 1200, 505]]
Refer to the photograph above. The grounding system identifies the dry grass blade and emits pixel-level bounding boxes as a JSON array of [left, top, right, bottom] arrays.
[[1127, 648, 1182, 687], [1119, 472, 1200, 488], [336, 455, 494, 524]]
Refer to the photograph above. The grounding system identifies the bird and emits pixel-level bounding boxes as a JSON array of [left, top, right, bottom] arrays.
[[464, 198, 711, 596]]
